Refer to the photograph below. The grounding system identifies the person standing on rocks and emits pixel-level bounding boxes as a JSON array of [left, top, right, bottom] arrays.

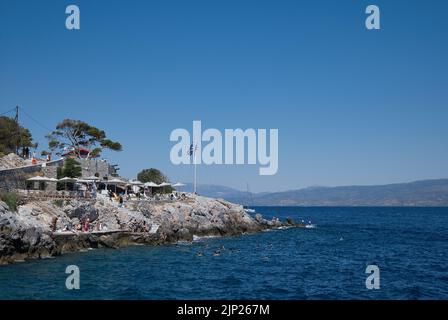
[[51, 217, 58, 232], [83, 218, 90, 232]]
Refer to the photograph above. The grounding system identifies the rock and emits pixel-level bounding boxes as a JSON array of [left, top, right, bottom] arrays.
[[0, 153, 28, 170], [0, 194, 290, 265], [176, 227, 192, 241], [68, 205, 99, 222], [0, 201, 9, 212]]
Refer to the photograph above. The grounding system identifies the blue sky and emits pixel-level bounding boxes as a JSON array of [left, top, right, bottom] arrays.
[[1, 0, 447, 192]]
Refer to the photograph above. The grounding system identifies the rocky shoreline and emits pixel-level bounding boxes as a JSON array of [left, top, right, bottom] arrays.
[[0, 195, 294, 265]]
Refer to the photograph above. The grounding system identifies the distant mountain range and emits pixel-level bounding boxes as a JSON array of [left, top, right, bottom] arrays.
[[182, 179, 448, 206]]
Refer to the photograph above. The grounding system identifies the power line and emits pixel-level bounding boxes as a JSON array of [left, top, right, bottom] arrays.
[[0, 107, 16, 116], [19, 106, 53, 133]]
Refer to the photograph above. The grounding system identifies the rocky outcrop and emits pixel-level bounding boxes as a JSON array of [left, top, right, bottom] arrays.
[[0, 203, 56, 263], [0, 195, 293, 265], [0, 153, 28, 170]]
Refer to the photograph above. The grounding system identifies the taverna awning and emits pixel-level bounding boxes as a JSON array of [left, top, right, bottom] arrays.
[[144, 182, 159, 187], [59, 177, 78, 182], [108, 178, 126, 185], [157, 182, 171, 187], [85, 175, 100, 181], [172, 182, 186, 187], [27, 176, 58, 182]]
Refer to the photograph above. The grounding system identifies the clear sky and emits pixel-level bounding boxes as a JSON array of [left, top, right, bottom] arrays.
[[1, 0, 447, 192]]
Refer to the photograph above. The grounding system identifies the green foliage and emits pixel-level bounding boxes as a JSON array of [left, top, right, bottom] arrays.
[[137, 168, 173, 194], [46, 119, 122, 159], [52, 199, 64, 207], [60, 158, 82, 178], [137, 168, 167, 184], [0, 116, 35, 155], [0, 192, 19, 212], [56, 158, 82, 190]]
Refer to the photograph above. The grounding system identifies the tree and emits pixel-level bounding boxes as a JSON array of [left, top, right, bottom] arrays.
[[137, 168, 173, 193], [0, 116, 35, 155], [59, 158, 82, 178], [46, 119, 122, 159], [57, 158, 82, 190]]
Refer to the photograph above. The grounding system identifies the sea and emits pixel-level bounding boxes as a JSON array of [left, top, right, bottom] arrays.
[[0, 207, 447, 300]]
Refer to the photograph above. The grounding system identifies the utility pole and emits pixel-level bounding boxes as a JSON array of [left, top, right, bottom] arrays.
[[15, 106, 20, 155]]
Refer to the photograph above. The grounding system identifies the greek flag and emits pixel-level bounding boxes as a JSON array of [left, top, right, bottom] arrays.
[[189, 143, 197, 158]]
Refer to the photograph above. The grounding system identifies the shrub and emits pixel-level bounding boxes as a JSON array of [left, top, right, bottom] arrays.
[[137, 168, 174, 194], [0, 192, 19, 212], [52, 199, 64, 207]]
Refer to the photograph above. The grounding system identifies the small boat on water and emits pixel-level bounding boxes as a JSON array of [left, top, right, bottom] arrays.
[[243, 183, 256, 213], [297, 220, 317, 229]]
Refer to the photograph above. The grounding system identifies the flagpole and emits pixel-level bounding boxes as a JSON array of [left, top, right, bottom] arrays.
[[193, 143, 197, 194]]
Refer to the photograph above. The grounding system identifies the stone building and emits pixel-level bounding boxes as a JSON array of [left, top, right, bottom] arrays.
[[76, 158, 119, 179], [0, 153, 119, 192], [0, 157, 62, 191]]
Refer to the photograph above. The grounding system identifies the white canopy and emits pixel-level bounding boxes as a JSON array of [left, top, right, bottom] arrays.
[[157, 182, 171, 187], [85, 175, 100, 181], [144, 182, 159, 187], [172, 182, 186, 187], [129, 180, 144, 186], [77, 179, 97, 184], [27, 176, 57, 182], [108, 178, 126, 185], [59, 177, 78, 182]]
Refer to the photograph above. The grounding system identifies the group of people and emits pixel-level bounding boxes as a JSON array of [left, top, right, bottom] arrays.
[[21, 147, 31, 159], [20, 147, 53, 164], [108, 190, 124, 207], [52, 215, 110, 233]]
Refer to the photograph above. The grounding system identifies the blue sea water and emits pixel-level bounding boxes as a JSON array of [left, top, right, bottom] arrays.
[[0, 207, 447, 300]]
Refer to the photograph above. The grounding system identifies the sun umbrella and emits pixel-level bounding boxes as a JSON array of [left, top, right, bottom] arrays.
[[128, 180, 143, 194], [156, 182, 171, 194], [142, 181, 158, 195], [158, 182, 171, 187], [107, 178, 126, 193], [59, 177, 77, 182], [76, 179, 90, 183], [27, 176, 58, 182], [59, 177, 78, 190], [85, 175, 100, 181], [172, 182, 186, 187], [172, 182, 186, 192], [27, 176, 56, 190], [144, 182, 159, 187], [27, 176, 48, 181]]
